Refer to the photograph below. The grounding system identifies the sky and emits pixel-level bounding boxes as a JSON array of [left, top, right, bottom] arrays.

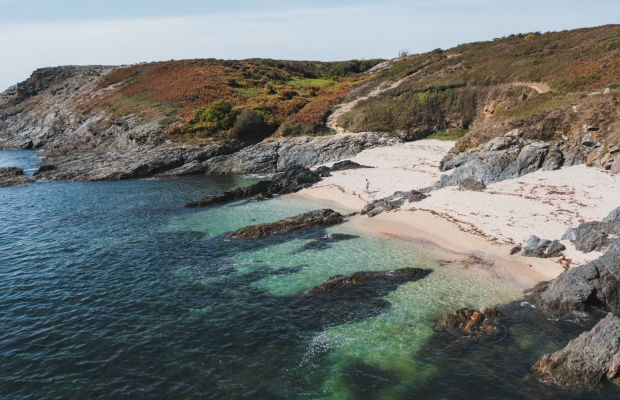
[[1, 0, 619, 91]]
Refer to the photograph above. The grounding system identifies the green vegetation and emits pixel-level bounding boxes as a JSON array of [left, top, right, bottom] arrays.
[[326, 59, 384, 77], [232, 108, 271, 142], [424, 128, 470, 141], [199, 100, 236, 130]]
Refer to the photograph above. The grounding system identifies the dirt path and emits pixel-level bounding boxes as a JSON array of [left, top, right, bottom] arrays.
[[513, 82, 550, 94], [326, 75, 414, 131]]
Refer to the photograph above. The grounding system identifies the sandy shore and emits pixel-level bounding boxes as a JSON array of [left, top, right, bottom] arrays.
[[293, 139, 620, 285]]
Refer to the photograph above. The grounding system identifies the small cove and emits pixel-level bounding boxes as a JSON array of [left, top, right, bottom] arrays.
[[0, 150, 616, 399]]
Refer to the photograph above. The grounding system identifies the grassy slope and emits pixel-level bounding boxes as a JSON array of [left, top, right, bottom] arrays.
[[81, 58, 381, 143], [339, 25, 620, 150]]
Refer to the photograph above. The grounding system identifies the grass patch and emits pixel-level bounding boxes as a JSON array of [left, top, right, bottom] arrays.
[[424, 128, 470, 141], [234, 86, 265, 99], [285, 78, 340, 91]]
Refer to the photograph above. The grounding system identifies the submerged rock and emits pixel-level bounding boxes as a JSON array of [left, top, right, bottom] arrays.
[[0, 167, 33, 187], [361, 190, 427, 217], [522, 235, 565, 258], [307, 267, 427, 294], [533, 313, 620, 389], [434, 306, 501, 337], [228, 209, 343, 239], [185, 166, 322, 207], [531, 242, 620, 315]]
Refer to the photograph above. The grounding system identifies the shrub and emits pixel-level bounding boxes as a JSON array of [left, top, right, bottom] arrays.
[[200, 100, 236, 130], [232, 109, 269, 141], [326, 59, 384, 77]]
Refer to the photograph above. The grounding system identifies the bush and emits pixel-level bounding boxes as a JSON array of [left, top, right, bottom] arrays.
[[200, 100, 236, 130], [232, 109, 269, 141], [326, 59, 384, 77]]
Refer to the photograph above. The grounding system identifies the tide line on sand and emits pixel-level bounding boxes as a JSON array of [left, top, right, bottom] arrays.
[[292, 139, 620, 288]]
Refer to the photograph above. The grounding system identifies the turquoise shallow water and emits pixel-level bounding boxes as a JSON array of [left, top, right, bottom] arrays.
[[0, 150, 615, 399]]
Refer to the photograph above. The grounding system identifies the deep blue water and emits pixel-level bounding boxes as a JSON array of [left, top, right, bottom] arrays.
[[1, 151, 618, 400]]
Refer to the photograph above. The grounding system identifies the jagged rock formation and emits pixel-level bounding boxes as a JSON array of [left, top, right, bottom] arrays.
[[562, 206, 620, 253], [436, 131, 550, 187], [434, 306, 500, 337], [522, 235, 566, 258], [361, 190, 427, 217], [533, 313, 620, 389], [185, 166, 322, 207], [307, 267, 427, 294], [228, 209, 343, 239], [201, 133, 395, 175], [0, 167, 33, 187], [531, 241, 620, 315]]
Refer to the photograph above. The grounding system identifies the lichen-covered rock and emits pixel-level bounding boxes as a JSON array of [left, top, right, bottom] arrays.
[[0, 167, 33, 187], [307, 267, 427, 294], [185, 166, 322, 207], [228, 209, 343, 239], [533, 313, 620, 389], [361, 190, 427, 217], [522, 235, 566, 258]]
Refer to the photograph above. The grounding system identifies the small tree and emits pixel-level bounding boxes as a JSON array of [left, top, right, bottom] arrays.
[[200, 100, 235, 131]]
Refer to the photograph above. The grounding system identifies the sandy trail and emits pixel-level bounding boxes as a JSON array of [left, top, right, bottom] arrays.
[[297, 139, 620, 270], [512, 82, 550, 94]]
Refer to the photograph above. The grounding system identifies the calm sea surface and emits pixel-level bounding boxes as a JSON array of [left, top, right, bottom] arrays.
[[0, 150, 615, 399]]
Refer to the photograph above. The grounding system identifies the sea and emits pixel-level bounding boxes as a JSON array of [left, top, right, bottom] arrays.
[[0, 149, 615, 399]]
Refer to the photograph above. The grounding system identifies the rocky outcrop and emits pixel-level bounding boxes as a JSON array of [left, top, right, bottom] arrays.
[[307, 267, 427, 294], [201, 133, 397, 175], [458, 178, 486, 191], [314, 160, 372, 177], [34, 142, 242, 181], [531, 241, 620, 315], [436, 131, 550, 188], [185, 166, 322, 207], [562, 206, 620, 253], [228, 209, 343, 239], [533, 313, 620, 389], [0, 167, 33, 187], [522, 235, 566, 258], [434, 306, 500, 337], [361, 190, 427, 217]]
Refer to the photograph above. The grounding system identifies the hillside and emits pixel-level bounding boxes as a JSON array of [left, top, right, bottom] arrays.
[[337, 25, 620, 166], [1, 25, 620, 180]]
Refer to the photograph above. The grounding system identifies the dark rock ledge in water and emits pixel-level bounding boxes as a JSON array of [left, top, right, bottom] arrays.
[[228, 209, 343, 239], [0, 167, 33, 187], [185, 166, 322, 207], [307, 267, 427, 294], [533, 313, 620, 389], [434, 306, 501, 338]]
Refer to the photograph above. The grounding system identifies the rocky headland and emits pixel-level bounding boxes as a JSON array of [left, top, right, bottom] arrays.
[[0, 167, 33, 187]]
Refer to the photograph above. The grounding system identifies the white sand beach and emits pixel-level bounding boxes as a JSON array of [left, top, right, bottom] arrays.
[[294, 139, 620, 284]]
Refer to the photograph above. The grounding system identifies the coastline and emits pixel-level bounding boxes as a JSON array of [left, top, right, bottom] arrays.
[[294, 185, 565, 290], [291, 138, 620, 290]]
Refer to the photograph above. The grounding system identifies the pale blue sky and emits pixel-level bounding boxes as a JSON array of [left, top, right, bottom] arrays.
[[1, 0, 619, 91]]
